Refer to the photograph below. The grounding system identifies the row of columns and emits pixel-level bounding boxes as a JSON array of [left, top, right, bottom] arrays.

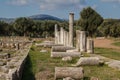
[[55, 25, 69, 46], [76, 30, 94, 53], [54, 13, 94, 53], [55, 13, 74, 47]]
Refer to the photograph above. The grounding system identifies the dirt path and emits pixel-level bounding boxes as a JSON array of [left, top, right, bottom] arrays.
[[94, 38, 120, 50], [92, 38, 120, 70]]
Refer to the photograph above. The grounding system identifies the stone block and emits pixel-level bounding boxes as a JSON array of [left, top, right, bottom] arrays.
[[75, 57, 100, 66], [55, 67, 84, 80]]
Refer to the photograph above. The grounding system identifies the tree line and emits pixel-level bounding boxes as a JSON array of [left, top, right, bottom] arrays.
[[0, 7, 120, 38], [76, 7, 120, 38], [0, 18, 68, 37]]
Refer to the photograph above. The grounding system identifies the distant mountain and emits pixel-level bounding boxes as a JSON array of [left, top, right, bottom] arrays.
[[29, 14, 63, 21], [0, 18, 15, 23], [0, 14, 63, 23]]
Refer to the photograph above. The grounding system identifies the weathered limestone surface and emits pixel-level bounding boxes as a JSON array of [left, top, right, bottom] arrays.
[[55, 24, 58, 44], [51, 52, 81, 58], [0, 37, 32, 80], [43, 41, 54, 43], [36, 43, 63, 47], [40, 49, 47, 53], [69, 13, 74, 47], [7, 43, 32, 80], [51, 46, 75, 52], [80, 31, 87, 52], [57, 32, 60, 44], [0, 53, 10, 59], [66, 49, 78, 52], [75, 57, 100, 66], [60, 27, 64, 45], [62, 56, 72, 61], [63, 30, 66, 46], [87, 39, 94, 53], [66, 31, 69, 46], [90, 77, 99, 80], [63, 77, 75, 80], [55, 67, 84, 80], [107, 60, 120, 71], [35, 41, 63, 47], [76, 30, 80, 51]]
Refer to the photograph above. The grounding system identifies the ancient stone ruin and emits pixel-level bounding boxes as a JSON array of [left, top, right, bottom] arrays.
[[53, 13, 94, 55], [52, 13, 95, 79], [33, 13, 97, 79], [0, 37, 32, 80], [55, 67, 84, 80]]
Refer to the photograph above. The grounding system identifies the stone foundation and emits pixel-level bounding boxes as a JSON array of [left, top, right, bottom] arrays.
[[0, 37, 32, 80]]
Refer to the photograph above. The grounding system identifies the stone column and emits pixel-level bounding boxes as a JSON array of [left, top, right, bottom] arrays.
[[16, 43, 20, 50], [13, 43, 16, 48], [69, 13, 74, 47], [76, 30, 80, 51], [60, 27, 64, 45], [87, 39, 94, 53], [63, 30, 66, 46], [80, 31, 87, 52], [57, 32, 60, 44], [66, 31, 69, 46], [0, 39, 2, 46], [55, 24, 58, 44], [1, 42, 3, 48]]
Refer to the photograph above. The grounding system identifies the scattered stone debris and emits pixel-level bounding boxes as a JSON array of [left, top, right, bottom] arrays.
[[0, 37, 32, 80], [75, 57, 100, 66], [107, 60, 120, 71], [40, 49, 47, 53], [55, 67, 84, 80], [63, 77, 75, 80], [62, 56, 72, 61], [90, 77, 99, 80], [51, 52, 81, 58]]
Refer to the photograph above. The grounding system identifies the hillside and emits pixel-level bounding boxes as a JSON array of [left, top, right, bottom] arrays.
[[0, 14, 63, 23]]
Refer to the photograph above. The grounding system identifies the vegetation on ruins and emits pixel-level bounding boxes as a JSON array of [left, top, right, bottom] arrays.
[[77, 7, 103, 37]]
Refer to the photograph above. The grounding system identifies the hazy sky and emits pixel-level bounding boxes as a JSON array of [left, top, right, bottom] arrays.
[[1, 0, 120, 19]]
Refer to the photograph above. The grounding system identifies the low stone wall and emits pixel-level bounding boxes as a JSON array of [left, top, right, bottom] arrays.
[[0, 42, 32, 80]]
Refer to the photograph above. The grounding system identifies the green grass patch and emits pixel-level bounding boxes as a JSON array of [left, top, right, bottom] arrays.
[[95, 48, 120, 60], [82, 52, 90, 57], [22, 45, 78, 80], [83, 65, 120, 80], [22, 42, 120, 80], [112, 42, 120, 47]]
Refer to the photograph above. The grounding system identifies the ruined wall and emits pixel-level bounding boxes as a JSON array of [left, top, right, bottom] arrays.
[[0, 37, 32, 80]]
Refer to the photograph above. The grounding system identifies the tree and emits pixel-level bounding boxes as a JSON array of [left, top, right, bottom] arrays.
[[13, 17, 34, 36], [77, 7, 103, 37], [98, 19, 120, 37], [0, 21, 10, 36]]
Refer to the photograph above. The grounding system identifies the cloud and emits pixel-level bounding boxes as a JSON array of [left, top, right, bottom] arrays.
[[101, 0, 120, 8], [7, 0, 86, 10], [92, 4, 97, 10], [38, 0, 86, 10], [101, 0, 120, 3], [7, 0, 29, 5]]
